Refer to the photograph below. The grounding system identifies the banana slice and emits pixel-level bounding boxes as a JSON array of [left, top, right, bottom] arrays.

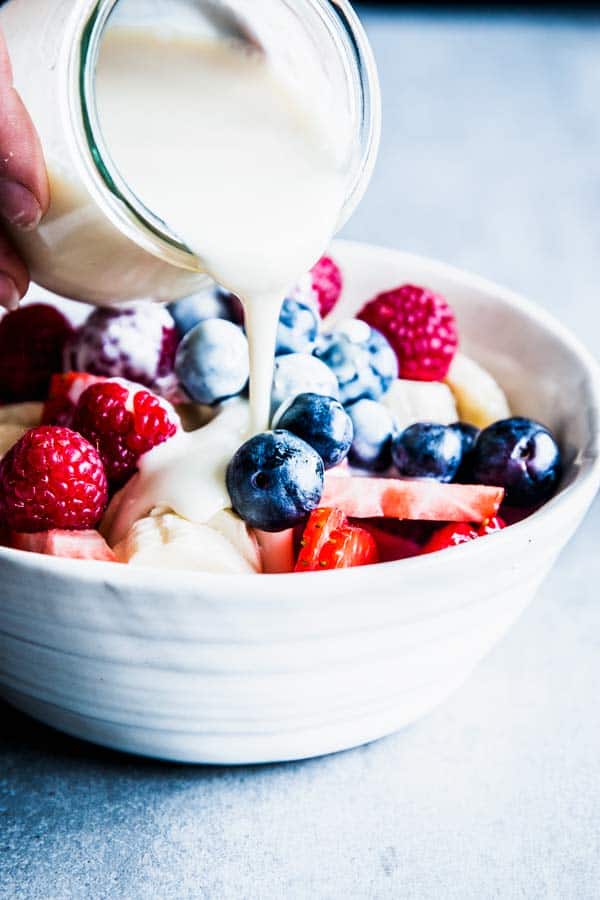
[[208, 509, 263, 573], [445, 353, 511, 429], [113, 511, 261, 574], [0, 424, 28, 458], [383, 379, 458, 431], [0, 402, 43, 427]]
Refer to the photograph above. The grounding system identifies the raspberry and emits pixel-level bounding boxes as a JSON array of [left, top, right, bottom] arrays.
[[0, 426, 108, 533], [42, 372, 106, 427], [63, 303, 180, 399], [310, 256, 343, 318], [358, 284, 458, 382], [72, 380, 179, 486], [0, 304, 74, 403]]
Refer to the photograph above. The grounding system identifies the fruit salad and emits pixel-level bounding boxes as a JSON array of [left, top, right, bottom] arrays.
[[0, 257, 562, 573]]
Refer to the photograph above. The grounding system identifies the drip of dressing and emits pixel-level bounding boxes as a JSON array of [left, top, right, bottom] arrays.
[[96, 29, 346, 528]]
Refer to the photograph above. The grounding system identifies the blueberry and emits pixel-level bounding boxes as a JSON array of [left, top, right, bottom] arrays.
[[175, 319, 249, 405], [271, 353, 339, 420], [276, 297, 320, 356], [347, 399, 395, 472], [451, 422, 480, 457], [392, 423, 463, 482], [168, 287, 243, 336], [470, 417, 562, 505], [451, 422, 480, 482], [314, 319, 397, 405], [227, 430, 324, 532], [277, 393, 353, 470]]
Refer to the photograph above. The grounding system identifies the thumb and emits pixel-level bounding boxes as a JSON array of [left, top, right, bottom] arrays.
[[0, 29, 50, 230]]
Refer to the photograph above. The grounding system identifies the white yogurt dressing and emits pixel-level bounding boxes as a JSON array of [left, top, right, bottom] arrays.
[[95, 29, 346, 530]]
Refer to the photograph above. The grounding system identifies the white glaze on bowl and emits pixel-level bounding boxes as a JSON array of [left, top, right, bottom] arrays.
[[1, 241, 599, 764]]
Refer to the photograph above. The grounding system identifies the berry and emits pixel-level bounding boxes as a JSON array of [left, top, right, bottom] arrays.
[[63, 302, 179, 398], [295, 509, 379, 572], [451, 422, 480, 457], [392, 423, 463, 482], [317, 524, 379, 570], [470, 417, 562, 505], [309, 256, 343, 318], [175, 319, 249, 406], [477, 515, 506, 536], [314, 319, 397, 405], [359, 520, 434, 563], [72, 380, 179, 486], [11, 529, 117, 561], [271, 353, 339, 421], [168, 287, 244, 336], [358, 284, 458, 381], [421, 523, 479, 555], [451, 421, 481, 482], [295, 507, 379, 571], [277, 393, 353, 470], [276, 297, 320, 356], [0, 304, 73, 403], [295, 507, 346, 570], [42, 372, 106, 427], [346, 399, 395, 471], [0, 426, 108, 533], [226, 430, 324, 532]]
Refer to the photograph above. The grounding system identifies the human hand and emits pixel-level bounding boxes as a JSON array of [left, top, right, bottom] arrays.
[[0, 29, 49, 309]]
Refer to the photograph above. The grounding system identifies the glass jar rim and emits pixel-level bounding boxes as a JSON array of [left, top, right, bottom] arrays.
[[63, 0, 381, 272]]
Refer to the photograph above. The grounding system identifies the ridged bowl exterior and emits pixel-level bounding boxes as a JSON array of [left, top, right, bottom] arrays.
[[1, 242, 598, 764]]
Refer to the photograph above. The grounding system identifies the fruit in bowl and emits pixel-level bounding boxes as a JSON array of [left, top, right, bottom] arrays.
[[0, 241, 598, 765], [0, 251, 569, 573]]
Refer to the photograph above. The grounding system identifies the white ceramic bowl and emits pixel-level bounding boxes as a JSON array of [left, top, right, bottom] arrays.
[[1, 241, 599, 764]]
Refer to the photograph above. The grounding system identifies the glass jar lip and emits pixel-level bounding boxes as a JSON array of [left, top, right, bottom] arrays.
[[63, 0, 381, 270]]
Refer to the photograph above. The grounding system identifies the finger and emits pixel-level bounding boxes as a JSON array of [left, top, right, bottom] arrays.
[[0, 228, 30, 309], [0, 30, 50, 231]]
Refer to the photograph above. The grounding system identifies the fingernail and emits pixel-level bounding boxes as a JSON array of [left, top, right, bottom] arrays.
[[0, 273, 20, 311], [0, 179, 42, 231]]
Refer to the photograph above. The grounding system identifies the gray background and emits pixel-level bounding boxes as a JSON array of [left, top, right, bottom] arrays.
[[2, 10, 600, 899]]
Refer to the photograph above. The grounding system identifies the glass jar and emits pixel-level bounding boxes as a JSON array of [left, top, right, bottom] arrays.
[[0, 0, 380, 305]]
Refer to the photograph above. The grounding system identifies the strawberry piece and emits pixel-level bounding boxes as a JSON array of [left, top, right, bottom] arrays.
[[295, 507, 346, 571], [421, 523, 479, 555], [358, 519, 434, 562], [11, 529, 117, 562], [322, 474, 504, 523], [0, 426, 108, 533], [316, 524, 380, 570], [477, 515, 507, 536], [42, 372, 106, 427], [0, 304, 73, 403], [358, 284, 458, 381], [72, 380, 179, 487]]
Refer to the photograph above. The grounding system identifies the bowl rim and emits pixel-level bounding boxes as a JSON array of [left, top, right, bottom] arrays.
[[2, 239, 599, 593]]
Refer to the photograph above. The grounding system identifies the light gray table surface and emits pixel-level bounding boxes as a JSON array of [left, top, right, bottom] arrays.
[[2, 9, 600, 900]]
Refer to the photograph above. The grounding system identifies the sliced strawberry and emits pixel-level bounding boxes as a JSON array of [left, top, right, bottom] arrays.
[[317, 524, 380, 570], [322, 474, 504, 524], [42, 372, 106, 427], [295, 507, 346, 572], [477, 515, 507, 536], [421, 523, 479, 555], [11, 529, 117, 562], [358, 519, 433, 562]]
